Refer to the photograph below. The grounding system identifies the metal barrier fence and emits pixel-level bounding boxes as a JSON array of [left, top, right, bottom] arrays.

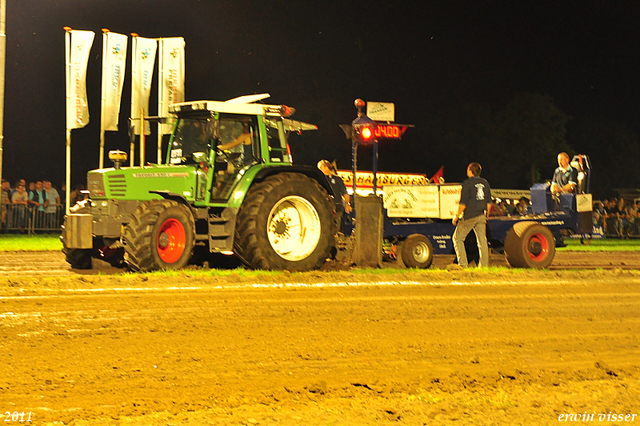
[[1, 204, 64, 234]]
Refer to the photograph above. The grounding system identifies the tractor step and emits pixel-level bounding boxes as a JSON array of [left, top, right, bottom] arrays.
[[207, 212, 235, 250]]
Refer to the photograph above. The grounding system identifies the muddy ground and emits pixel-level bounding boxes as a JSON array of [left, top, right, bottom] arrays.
[[0, 252, 639, 425]]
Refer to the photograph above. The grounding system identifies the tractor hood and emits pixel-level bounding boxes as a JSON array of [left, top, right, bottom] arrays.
[[87, 165, 199, 202]]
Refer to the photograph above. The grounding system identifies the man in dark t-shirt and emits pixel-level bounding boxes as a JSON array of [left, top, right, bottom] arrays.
[[452, 162, 492, 267]]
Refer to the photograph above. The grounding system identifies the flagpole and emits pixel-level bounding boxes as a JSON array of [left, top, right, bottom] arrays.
[[130, 33, 137, 167], [64, 27, 72, 216], [99, 29, 109, 169], [0, 0, 6, 185], [156, 38, 162, 165], [140, 107, 145, 167]]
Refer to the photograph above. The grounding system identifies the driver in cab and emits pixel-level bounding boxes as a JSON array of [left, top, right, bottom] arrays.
[[217, 123, 254, 165]]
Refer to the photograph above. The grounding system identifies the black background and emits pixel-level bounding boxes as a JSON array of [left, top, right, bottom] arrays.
[[3, 1, 639, 199]]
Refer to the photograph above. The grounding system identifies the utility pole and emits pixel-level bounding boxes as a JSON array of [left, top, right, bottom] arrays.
[[0, 0, 6, 183]]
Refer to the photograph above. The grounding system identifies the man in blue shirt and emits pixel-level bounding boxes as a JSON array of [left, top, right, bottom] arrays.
[[551, 152, 577, 194], [28, 181, 48, 230], [452, 162, 492, 268]]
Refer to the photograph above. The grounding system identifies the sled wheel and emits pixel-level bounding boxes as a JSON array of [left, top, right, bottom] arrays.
[[398, 234, 434, 269], [123, 199, 195, 272], [504, 222, 555, 269], [235, 172, 336, 271]]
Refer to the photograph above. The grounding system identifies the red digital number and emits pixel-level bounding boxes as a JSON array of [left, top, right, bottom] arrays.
[[374, 125, 401, 139]]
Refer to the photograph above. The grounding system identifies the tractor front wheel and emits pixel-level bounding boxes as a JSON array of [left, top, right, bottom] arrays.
[[123, 200, 195, 272]]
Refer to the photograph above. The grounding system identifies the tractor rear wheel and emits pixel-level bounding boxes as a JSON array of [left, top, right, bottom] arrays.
[[123, 199, 195, 272], [504, 222, 555, 268], [235, 172, 336, 271], [398, 234, 434, 269]]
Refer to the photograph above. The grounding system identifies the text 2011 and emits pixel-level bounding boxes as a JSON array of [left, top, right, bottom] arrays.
[[3, 412, 32, 422]]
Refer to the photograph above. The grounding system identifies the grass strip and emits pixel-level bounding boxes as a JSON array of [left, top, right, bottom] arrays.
[[0, 234, 638, 253], [0, 234, 62, 251]]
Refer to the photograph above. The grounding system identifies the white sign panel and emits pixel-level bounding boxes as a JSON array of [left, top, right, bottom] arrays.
[[576, 193, 593, 213], [384, 185, 439, 218], [383, 184, 463, 219], [438, 184, 462, 219], [367, 102, 395, 122]]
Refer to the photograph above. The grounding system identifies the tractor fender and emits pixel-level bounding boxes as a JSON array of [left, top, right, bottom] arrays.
[[149, 190, 199, 219], [253, 165, 335, 197], [219, 165, 335, 211]]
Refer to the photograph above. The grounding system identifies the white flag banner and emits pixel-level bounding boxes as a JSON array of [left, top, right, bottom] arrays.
[[158, 37, 185, 134], [66, 29, 95, 129], [131, 36, 157, 135], [101, 32, 128, 131]]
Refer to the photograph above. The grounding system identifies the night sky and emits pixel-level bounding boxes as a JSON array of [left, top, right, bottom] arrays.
[[3, 1, 640, 198]]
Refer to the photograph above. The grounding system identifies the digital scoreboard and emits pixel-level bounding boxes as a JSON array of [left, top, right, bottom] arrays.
[[373, 124, 408, 140]]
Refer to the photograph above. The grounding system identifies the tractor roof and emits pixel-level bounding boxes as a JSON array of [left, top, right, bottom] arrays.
[[169, 93, 292, 117], [168, 93, 318, 131]]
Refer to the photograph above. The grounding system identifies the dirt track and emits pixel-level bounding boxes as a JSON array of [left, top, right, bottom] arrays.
[[1, 253, 639, 425], [2, 250, 640, 277]]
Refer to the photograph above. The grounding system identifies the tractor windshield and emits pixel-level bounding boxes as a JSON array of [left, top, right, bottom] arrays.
[[170, 118, 212, 164]]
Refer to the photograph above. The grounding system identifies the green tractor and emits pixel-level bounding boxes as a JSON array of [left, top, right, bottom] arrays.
[[62, 94, 337, 272]]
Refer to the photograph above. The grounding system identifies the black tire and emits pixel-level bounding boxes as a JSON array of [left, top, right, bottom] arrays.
[[61, 218, 92, 269], [234, 172, 336, 271], [123, 199, 196, 272], [398, 234, 434, 269], [504, 222, 555, 268]]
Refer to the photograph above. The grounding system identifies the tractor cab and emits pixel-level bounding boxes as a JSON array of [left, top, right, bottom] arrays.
[[167, 95, 317, 201]]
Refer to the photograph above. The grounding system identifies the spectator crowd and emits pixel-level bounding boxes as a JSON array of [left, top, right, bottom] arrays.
[[488, 197, 532, 217], [1, 178, 87, 234], [593, 198, 640, 238]]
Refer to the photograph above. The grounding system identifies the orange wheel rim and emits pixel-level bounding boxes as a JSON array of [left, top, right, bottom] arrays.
[[157, 218, 186, 264], [526, 232, 549, 262]]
